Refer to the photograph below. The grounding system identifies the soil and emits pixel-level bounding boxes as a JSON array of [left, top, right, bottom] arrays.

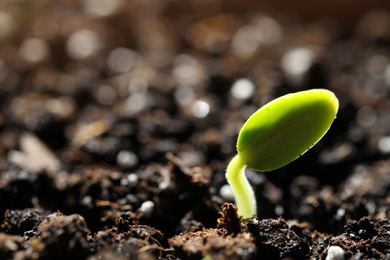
[[1, 1, 390, 259]]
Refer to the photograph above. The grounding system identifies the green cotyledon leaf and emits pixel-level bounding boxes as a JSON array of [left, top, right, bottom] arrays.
[[237, 89, 339, 172]]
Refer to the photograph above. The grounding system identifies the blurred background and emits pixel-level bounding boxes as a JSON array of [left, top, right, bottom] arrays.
[[2, 0, 390, 223]]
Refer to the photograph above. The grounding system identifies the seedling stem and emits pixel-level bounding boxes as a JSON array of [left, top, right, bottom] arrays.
[[226, 155, 255, 218]]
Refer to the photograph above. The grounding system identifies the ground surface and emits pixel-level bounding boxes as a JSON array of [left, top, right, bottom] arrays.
[[1, 1, 390, 259]]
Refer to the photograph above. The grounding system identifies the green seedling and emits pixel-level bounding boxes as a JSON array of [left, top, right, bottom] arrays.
[[226, 89, 339, 219]]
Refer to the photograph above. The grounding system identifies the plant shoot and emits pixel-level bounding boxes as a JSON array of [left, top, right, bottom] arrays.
[[226, 89, 339, 218]]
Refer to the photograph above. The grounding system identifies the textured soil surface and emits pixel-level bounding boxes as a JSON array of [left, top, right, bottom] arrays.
[[1, 1, 390, 259]]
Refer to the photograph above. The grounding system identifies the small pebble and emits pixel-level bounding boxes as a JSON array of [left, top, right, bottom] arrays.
[[275, 205, 284, 215], [19, 38, 50, 64], [378, 136, 390, 154], [231, 78, 255, 101], [281, 47, 313, 77], [219, 184, 235, 202], [325, 246, 345, 260], [127, 173, 139, 186], [192, 100, 209, 118], [66, 29, 101, 60], [106, 47, 138, 74], [116, 150, 138, 168], [139, 201, 155, 218]]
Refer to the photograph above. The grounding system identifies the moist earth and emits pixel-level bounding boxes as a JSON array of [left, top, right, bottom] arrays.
[[1, 1, 390, 259]]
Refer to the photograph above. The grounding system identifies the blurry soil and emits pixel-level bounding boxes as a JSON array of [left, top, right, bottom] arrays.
[[2, 1, 390, 259]]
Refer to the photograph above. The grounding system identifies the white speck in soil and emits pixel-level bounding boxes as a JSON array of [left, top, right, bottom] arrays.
[[231, 78, 255, 101], [127, 173, 139, 186], [219, 184, 235, 202], [140, 201, 155, 218], [378, 136, 390, 154], [325, 246, 345, 260], [117, 150, 138, 168], [192, 100, 210, 118]]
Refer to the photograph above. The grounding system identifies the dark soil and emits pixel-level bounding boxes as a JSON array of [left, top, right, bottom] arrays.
[[1, 1, 390, 259]]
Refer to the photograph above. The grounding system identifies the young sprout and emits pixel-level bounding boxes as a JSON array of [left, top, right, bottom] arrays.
[[226, 89, 339, 219]]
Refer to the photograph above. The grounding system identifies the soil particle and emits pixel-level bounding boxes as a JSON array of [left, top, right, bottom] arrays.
[[28, 212, 91, 259], [90, 212, 165, 259], [169, 228, 256, 260], [0, 169, 38, 218], [217, 203, 244, 235], [311, 217, 390, 259], [176, 211, 205, 234], [248, 217, 310, 259], [147, 153, 219, 237], [171, 203, 316, 260], [0, 233, 25, 260], [0, 208, 48, 236], [342, 217, 390, 258], [170, 203, 255, 259]]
